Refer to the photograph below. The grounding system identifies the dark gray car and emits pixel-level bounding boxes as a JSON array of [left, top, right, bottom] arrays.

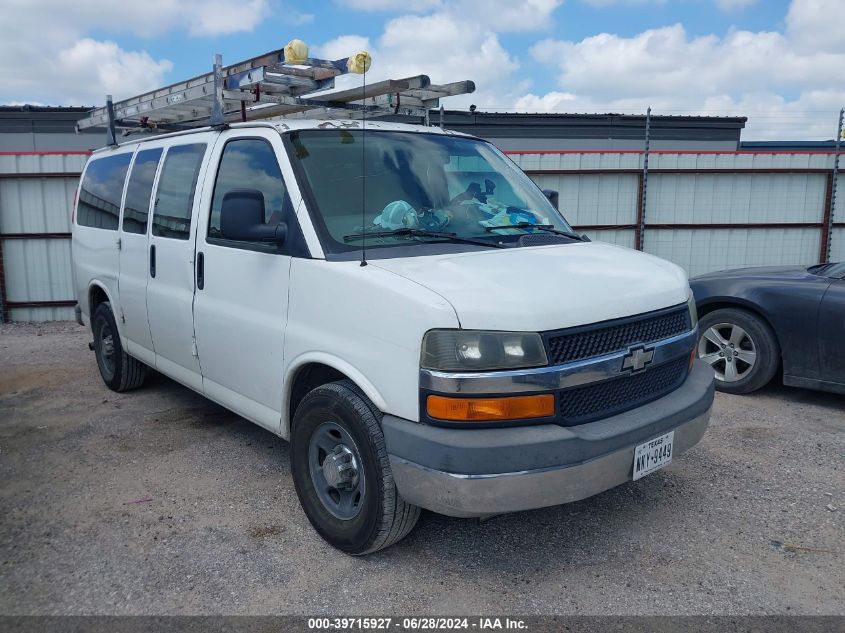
[[690, 262, 845, 395]]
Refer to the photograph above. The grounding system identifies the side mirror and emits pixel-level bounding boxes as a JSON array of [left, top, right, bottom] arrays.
[[220, 189, 287, 245], [542, 189, 559, 210]]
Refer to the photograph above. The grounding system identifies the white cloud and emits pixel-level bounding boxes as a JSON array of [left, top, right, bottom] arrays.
[[282, 9, 315, 26], [333, 0, 562, 31], [523, 3, 845, 140], [315, 11, 525, 111], [580, 0, 666, 6], [715, 0, 757, 11], [334, 0, 442, 10], [5, 0, 271, 38], [0, 0, 270, 104], [57, 40, 174, 103], [182, 0, 270, 36], [456, 0, 564, 32], [786, 0, 844, 52], [314, 0, 563, 111]]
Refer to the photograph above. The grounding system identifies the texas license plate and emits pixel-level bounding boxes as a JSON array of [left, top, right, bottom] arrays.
[[632, 431, 674, 481]]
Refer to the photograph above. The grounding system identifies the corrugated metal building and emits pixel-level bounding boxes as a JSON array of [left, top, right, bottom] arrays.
[[0, 106, 842, 321], [390, 110, 748, 152], [509, 150, 842, 277]]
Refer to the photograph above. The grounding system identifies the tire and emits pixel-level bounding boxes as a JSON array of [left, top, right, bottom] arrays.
[[290, 380, 420, 555], [91, 302, 147, 392], [697, 307, 779, 394]]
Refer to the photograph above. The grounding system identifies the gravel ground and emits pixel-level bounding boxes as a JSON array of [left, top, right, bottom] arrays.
[[0, 321, 843, 616]]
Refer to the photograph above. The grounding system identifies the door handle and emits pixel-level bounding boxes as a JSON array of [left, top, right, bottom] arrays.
[[196, 251, 204, 290], [150, 244, 156, 278]]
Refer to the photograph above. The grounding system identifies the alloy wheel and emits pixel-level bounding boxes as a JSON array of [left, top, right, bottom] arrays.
[[698, 322, 757, 382]]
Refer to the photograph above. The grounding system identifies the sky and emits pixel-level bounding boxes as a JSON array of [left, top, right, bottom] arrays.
[[0, 0, 842, 140]]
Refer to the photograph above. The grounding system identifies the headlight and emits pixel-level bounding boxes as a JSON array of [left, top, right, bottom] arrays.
[[687, 292, 698, 328], [421, 330, 548, 372]]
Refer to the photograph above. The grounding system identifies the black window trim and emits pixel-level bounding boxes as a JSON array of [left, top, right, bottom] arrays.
[[76, 150, 134, 232], [205, 135, 310, 258], [151, 142, 208, 241], [120, 146, 164, 237]]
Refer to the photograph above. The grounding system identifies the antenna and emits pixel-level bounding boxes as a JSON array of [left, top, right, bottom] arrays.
[[360, 66, 368, 267]]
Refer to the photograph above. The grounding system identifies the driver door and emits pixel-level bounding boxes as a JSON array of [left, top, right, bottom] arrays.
[[192, 129, 303, 432]]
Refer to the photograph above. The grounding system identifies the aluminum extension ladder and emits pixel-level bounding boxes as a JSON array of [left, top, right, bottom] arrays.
[[76, 39, 475, 142]]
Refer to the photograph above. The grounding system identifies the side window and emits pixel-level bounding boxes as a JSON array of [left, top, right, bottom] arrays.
[[122, 148, 163, 235], [208, 138, 292, 244], [77, 153, 132, 230], [152, 143, 206, 240]]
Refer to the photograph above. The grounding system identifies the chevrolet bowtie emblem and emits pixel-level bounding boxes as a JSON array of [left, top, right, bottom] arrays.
[[622, 346, 655, 373]]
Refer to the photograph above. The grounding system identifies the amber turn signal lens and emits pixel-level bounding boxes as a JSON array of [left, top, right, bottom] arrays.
[[427, 394, 555, 422], [689, 348, 696, 372]]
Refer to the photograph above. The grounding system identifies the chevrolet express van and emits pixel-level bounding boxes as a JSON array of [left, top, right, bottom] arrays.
[[72, 120, 714, 554]]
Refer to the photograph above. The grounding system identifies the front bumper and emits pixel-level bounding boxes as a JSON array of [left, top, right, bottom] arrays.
[[383, 359, 714, 517]]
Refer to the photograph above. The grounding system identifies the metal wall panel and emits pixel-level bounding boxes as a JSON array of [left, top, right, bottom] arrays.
[[643, 228, 820, 277], [9, 306, 76, 322], [511, 152, 642, 172], [0, 153, 88, 175], [0, 152, 85, 322], [648, 173, 827, 224], [649, 152, 833, 171], [830, 229, 845, 262], [2, 239, 74, 303], [0, 177, 77, 233], [589, 229, 637, 249], [834, 173, 844, 217], [532, 173, 639, 226]]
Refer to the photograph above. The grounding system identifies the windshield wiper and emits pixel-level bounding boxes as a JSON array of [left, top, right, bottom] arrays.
[[343, 227, 505, 248], [484, 222, 588, 242]]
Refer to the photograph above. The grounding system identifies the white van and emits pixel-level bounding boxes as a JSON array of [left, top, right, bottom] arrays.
[[72, 120, 714, 554]]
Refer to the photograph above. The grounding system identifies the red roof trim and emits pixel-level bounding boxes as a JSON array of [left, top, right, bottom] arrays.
[[0, 151, 92, 156]]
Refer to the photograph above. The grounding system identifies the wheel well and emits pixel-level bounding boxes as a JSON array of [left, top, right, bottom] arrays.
[[288, 363, 347, 423], [88, 286, 109, 321]]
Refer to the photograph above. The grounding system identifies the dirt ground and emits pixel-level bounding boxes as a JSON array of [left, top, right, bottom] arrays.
[[0, 321, 843, 615]]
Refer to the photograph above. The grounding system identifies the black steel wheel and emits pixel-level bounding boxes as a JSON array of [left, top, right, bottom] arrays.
[[91, 302, 147, 392], [290, 380, 420, 555]]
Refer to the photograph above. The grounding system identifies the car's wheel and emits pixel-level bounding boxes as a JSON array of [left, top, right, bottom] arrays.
[[91, 302, 147, 392], [290, 380, 420, 555], [697, 307, 779, 394]]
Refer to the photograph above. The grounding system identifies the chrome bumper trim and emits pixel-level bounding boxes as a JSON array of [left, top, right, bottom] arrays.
[[390, 406, 710, 518], [420, 329, 697, 394]]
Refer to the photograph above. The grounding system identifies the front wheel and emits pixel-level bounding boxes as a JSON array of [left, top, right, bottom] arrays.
[[290, 380, 420, 555], [697, 307, 779, 394]]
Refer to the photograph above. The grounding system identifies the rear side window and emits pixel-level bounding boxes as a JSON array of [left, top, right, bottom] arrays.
[[77, 154, 132, 230], [208, 138, 291, 240], [152, 144, 206, 240], [122, 148, 163, 235]]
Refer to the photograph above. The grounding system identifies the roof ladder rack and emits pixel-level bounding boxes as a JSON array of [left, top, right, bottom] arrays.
[[76, 39, 475, 136]]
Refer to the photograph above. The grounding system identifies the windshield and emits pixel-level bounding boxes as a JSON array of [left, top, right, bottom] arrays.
[[287, 129, 573, 254]]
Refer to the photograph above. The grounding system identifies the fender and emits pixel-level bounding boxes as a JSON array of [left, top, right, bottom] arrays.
[[86, 280, 127, 348], [282, 351, 389, 439]]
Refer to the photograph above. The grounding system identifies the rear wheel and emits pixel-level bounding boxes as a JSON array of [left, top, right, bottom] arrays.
[[92, 302, 147, 392], [290, 380, 420, 555], [697, 307, 779, 394]]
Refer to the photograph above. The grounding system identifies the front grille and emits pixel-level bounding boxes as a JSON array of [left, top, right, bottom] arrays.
[[558, 357, 689, 426], [546, 306, 690, 365]]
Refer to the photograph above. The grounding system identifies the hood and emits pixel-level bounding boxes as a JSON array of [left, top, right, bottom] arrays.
[[371, 242, 689, 331], [693, 265, 810, 281]]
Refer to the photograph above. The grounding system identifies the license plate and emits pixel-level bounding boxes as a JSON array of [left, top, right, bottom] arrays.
[[632, 431, 674, 481]]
